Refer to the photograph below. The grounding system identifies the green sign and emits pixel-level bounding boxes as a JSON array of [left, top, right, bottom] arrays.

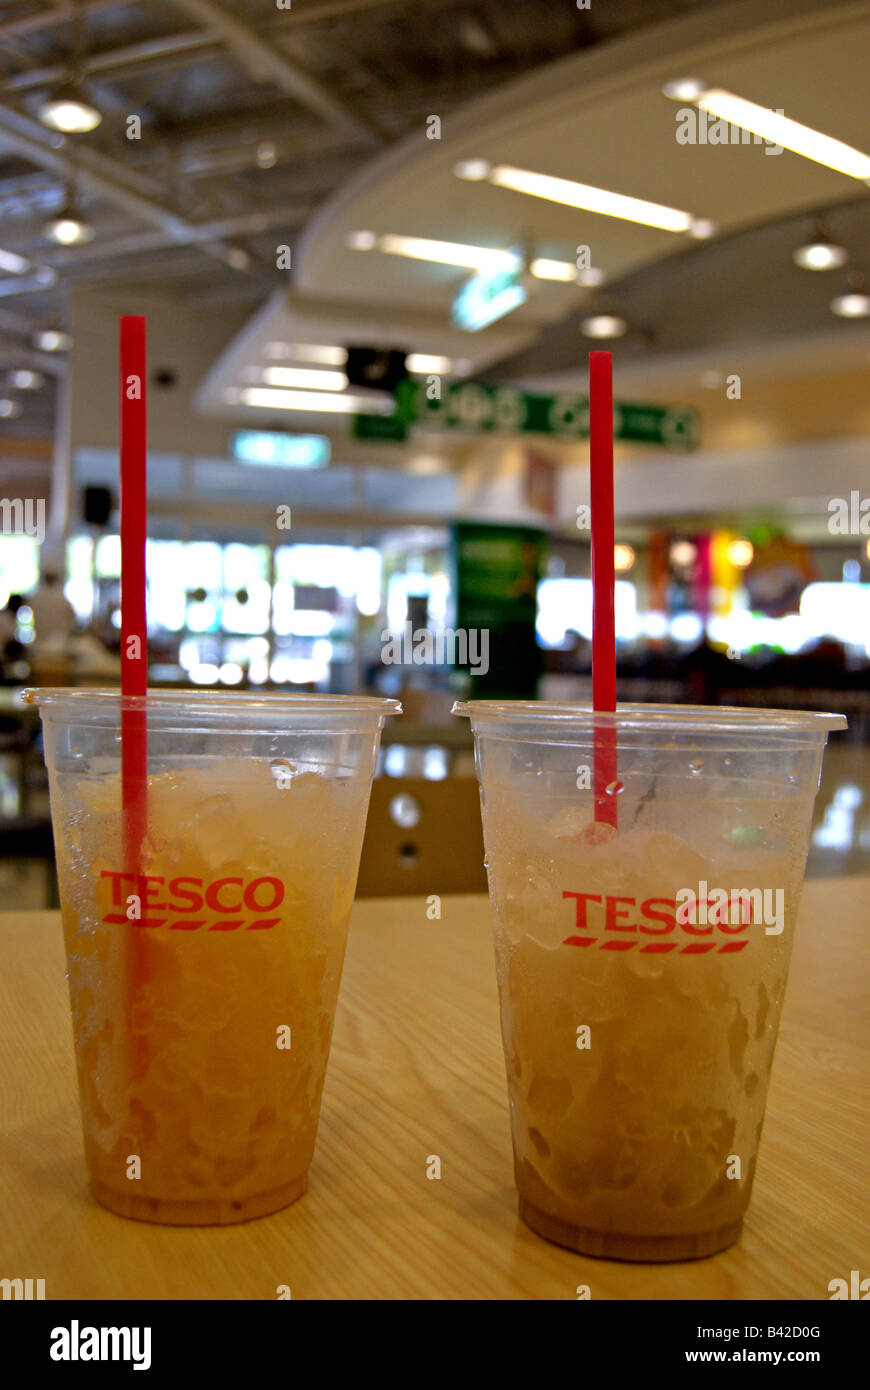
[[350, 413, 408, 442], [452, 522, 546, 699], [353, 381, 699, 448]]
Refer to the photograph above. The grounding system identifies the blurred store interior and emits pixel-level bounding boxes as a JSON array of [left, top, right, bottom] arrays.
[[2, 0, 870, 900]]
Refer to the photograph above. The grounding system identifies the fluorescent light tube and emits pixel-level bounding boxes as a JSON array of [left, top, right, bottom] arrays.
[[490, 164, 694, 233], [697, 90, 870, 180]]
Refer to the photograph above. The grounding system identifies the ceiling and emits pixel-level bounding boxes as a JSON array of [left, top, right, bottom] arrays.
[[288, 0, 870, 374], [0, 0, 725, 437], [2, 0, 869, 469]]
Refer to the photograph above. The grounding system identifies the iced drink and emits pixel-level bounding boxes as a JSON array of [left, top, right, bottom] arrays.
[[34, 690, 398, 1224], [454, 701, 844, 1260]]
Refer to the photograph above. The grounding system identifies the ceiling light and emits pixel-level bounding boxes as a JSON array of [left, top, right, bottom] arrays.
[[0, 399, 22, 418], [793, 233, 848, 271], [577, 266, 606, 287], [727, 538, 754, 568], [454, 158, 492, 181], [375, 233, 518, 271], [530, 258, 576, 282], [457, 16, 496, 56], [662, 77, 708, 102], [226, 248, 250, 270], [34, 329, 71, 352], [581, 313, 627, 338], [831, 291, 870, 317], [696, 89, 870, 180], [0, 247, 30, 274], [699, 370, 724, 389], [614, 544, 635, 572], [489, 164, 696, 233], [240, 387, 394, 413], [670, 540, 698, 567], [346, 230, 377, 251], [688, 218, 717, 239], [256, 141, 276, 169], [408, 454, 445, 475], [264, 342, 347, 365], [10, 370, 44, 390], [38, 82, 102, 134], [45, 203, 94, 245], [406, 353, 453, 374], [262, 367, 348, 390]]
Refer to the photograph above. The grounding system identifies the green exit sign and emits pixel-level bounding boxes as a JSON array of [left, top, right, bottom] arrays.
[[452, 252, 526, 331]]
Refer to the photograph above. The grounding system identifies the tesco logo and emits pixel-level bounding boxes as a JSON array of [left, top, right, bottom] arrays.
[[99, 871, 284, 931]]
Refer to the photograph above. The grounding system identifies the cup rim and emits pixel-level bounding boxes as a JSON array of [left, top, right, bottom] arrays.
[[23, 687, 402, 717], [451, 700, 847, 733]]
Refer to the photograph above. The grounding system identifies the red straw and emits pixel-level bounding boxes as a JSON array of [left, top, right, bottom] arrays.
[[120, 315, 148, 1073], [589, 350, 618, 829]]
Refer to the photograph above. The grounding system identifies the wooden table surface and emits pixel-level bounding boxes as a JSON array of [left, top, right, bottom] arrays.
[[1, 882, 868, 1301]]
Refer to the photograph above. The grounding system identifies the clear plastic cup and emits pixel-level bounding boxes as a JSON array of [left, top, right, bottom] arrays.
[[31, 689, 399, 1225], [453, 701, 845, 1261]]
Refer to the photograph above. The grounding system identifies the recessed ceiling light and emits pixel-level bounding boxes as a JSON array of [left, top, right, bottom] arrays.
[[34, 329, 71, 352], [699, 370, 724, 389], [0, 399, 22, 418], [581, 313, 627, 338], [614, 544, 635, 572], [0, 247, 30, 274], [831, 291, 870, 317], [406, 353, 453, 374], [688, 218, 717, 239], [489, 164, 696, 233], [241, 387, 394, 413], [662, 77, 708, 102], [10, 370, 44, 390], [262, 367, 348, 391], [346, 230, 377, 251], [454, 158, 492, 181], [696, 89, 870, 180], [226, 248, 250, 270], [793, 235, 848, 271], [38, 82, 102, 133], [578, 266, 607, 287], [256, 141, 276, 169]]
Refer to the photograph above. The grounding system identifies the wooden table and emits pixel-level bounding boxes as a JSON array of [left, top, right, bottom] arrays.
[[1, 883, 867, 1300]]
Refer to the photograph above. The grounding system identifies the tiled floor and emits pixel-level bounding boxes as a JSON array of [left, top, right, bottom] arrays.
[[1, 737, 867, 912]]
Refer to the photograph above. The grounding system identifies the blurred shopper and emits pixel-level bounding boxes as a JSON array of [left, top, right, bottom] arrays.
[[26, 569, 76, 653]]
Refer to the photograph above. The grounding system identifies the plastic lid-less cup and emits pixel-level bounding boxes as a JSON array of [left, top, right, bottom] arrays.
[[453, 700, 845, 1261], [32, 688, 399, 1225]]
